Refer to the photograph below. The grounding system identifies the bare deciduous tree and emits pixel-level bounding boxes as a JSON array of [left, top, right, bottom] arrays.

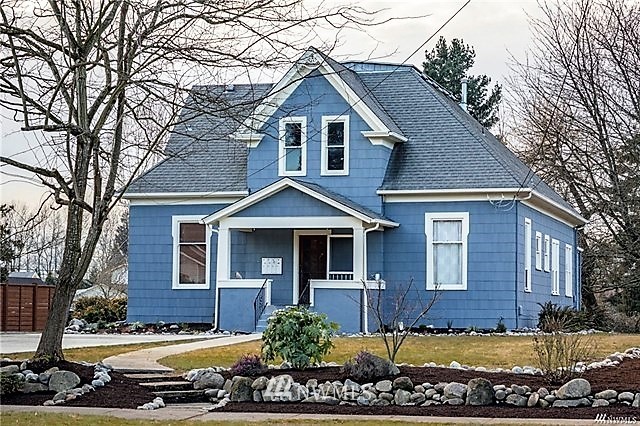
[[509, 0, 640, 313], [0, 0, 371, 362]]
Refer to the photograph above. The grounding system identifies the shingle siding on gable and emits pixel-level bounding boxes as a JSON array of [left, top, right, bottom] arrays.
[[382, 201, 518, 329], [247, 72, 391, 212], [234, 187, 347, 218], [516, 203, 577, 328], [128, 204, 225, 323]]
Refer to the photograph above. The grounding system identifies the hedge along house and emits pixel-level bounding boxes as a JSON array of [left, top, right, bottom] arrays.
[[124, 48, 587, 333]]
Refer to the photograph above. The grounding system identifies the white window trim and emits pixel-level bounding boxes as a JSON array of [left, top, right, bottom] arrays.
[[565, 244, 573, 297], [278, 116, 307, 176], [172, 215, 211, 289], [524, 218, 532, 292], [544, 234, 550, 272], [551, 238, 560, 295], [321, 115, 350, 176], [535, 231, 543, 271], [425, 212, 469, 291]]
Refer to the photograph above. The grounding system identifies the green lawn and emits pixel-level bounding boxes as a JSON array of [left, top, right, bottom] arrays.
[[0, 339, 204, 363], [161, 333, 640, 372], [0, 412, 520, 425]]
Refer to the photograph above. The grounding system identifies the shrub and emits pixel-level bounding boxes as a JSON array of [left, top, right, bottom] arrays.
[[73, 296, 127, 323], [495, 317, 507, 333], [537, 301, 577, 332], [261, 306, 338, 369], [0, 372, 25, 396], [532, 317, 595, 384], [230, 354, 266, 376], [341, 350, 399, 381]]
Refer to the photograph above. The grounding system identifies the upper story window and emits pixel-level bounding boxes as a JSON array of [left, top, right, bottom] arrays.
[[425, 212, 469, 290], [321, 115, 349, 175], [279, 117, 307, 176], [172, 216, 210, 289]]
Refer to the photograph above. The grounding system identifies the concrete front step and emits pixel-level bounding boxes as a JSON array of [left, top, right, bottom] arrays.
[[152, 389, 207, 403], [140, 380, 194, 391]]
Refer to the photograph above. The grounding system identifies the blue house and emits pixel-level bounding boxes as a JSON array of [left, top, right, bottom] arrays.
[[124, 49, 587, 332]]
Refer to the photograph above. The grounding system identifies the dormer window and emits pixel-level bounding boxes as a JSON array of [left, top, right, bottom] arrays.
[[321, 115, 349, 175], [279, 117, 307, 176]]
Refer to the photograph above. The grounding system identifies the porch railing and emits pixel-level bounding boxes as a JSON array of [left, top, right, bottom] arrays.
[[328, 271, 354, 281], [253, 278, 269, 329]]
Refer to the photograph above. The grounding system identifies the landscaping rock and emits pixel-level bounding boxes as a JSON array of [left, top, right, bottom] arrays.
[[555, 378, 591, 399], [394, 389, 412, 405], [552, 398, 590, 408], [48, 371, 80, 392], [511, 384, 526, 395], [618, 392, 634, 403], [410, 393, 426, 404], [306, 379, 318, 389], [527, 392, 539, 407], [229, 376, 253, 402], [342, 353, 399, 381], [319, 396, 340, 405], [52, 391, 67, 402], [633, 393, 640, 408], [443, 382, 467, 399], [375, 380, 392, 393], [193, 372, 224, 390], [252, 390, 263, 402], [392, 376, 413, 391], [537, 387, 549, 399], [343, 378, 361, 394], [379, 392, 394, 401], [495, 390, 506, 401], [505, 394, 528, 407], [424, 388, 438, 399], [592, 399, 609, 407], [594, 389, 617, 400], [1, 365, 19, 375], [444, 397, 465, 405], [20, 382, 48, 393], [357, 390, 376, 406], [466, 378, 494, 406], [371, 398, 390, 406], [91, 379, 104, 388], [251, 376, 268, 391]]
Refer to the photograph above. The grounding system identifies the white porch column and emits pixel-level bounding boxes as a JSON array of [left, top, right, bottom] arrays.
[[216, 225, 231, 282], [353, 226, 365, 281]]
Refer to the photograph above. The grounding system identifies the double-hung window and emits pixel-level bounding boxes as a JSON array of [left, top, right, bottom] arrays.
[[172, 216, 210, 289], [551, 238, 560, 295], [279, 117, 307, 176], [321, 115, 349, 175], [544, 235, 550, 272], [425, 212, 469, 290], [535, 231, 543, 270]]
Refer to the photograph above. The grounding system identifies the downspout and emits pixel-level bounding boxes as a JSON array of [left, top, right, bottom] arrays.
[[363, 222, 381, 334], [208, 225, 220, 330]]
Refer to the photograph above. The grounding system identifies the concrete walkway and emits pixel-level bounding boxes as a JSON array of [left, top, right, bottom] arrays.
[[2, 404, 600, 425], [103, 333, 262, 372]]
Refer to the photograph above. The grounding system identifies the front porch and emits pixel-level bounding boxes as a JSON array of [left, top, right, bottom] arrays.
[[202, 178, 396, 333]]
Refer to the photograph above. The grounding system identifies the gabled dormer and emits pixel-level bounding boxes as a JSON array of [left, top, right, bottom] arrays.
[[232, 48, 406, 212]]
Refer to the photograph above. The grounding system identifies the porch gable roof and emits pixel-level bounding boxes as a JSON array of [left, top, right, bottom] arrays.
[[202, 178, 399, 227]]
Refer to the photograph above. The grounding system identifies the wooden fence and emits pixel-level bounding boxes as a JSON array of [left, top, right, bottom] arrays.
[[0, 283, 56, 332]]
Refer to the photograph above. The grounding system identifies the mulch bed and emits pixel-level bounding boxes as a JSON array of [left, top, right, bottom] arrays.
[[2, 358, 639, 418]]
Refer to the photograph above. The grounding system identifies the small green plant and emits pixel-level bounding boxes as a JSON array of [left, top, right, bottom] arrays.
[[261, 306, 338, 369], [537, 301, 577, 332], [0, 372, 25, 396], [532, 317, 595, 384], [230, 354, 266, 376], [129, 321, 145, 331], [73, 296, 127, 323], [495, 317, 507, 333], [446, 319, 453, 330]]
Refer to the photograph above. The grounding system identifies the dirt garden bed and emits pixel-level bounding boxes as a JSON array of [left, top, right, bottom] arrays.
[[2, 358, 639, 418]]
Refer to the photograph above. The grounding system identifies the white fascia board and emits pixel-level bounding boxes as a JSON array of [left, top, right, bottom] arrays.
[[203, 177, 398, 227], [525, 191, 588, 227], [361, 131, 408, 148], [231, 133, 264, 148], [126, 191, 247, 206], [222, 216, 360, 229]]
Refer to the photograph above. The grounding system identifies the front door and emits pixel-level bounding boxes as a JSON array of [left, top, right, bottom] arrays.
[[298, 235, 327, 305]]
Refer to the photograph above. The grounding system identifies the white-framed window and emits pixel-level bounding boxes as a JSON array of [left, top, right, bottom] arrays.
[[278, 116, 307, 176], [535, 231, 543, 270], [565, 244, 573, 297], [425, 212, 469, 291], [524, 218, 532, 292], [544, 234, 550, 272], [172, 215, 211, 289], [321, 115, 349, 175], [551, 238, 560, 295]]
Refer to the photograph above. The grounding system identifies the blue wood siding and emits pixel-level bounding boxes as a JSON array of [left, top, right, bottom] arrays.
[[218, 288, 257, 331], [247, 71, 391, 212], [382, 201, 518, 329], [128, 204, 226, 324], [516, 202, 578, 328], [313, 288, 361, 333], [235, 187, 347, 218], [231, 229, 294, 305]]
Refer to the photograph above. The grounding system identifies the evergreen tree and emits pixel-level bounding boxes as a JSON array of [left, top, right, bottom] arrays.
[[423, 37, 502, 128]]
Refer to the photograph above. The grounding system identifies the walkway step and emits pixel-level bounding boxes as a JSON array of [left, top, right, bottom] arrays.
[[140, 381, 193, 391], [152, 389, 206, 403], [124, 373, 183, 381]]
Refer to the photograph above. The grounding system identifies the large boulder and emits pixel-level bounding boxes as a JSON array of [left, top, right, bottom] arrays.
[[48, 371, 80, 392], [394, 389, 412, 405], [443, 382, 467, 400], [392, 376, 414, 391], [342, 353, 399, 382], [193, 372, 225, 390], [556, 378, 591, 399], [229, 376, 253, 402], [466, 378, 494, 406]]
